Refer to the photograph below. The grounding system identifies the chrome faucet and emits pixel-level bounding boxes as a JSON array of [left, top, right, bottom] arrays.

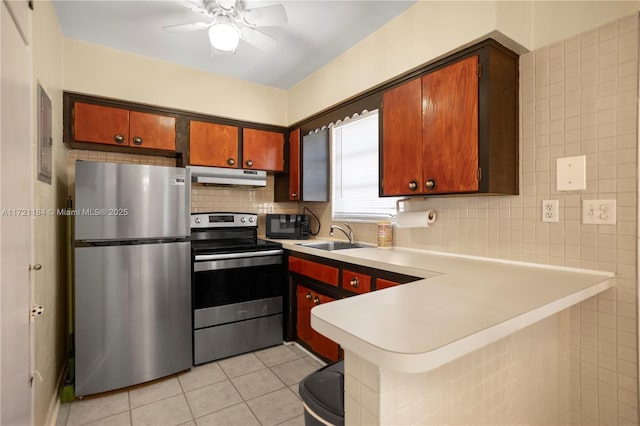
[[330, 223, 354, 244]]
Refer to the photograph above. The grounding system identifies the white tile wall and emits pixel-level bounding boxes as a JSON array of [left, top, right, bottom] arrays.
[[344, 312, 571, 425]]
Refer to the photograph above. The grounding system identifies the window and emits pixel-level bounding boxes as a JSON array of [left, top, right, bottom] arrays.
[[331, 110, 400, 221]]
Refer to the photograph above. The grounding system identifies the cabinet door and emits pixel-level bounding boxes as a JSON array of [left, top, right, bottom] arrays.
[[74, 102, 129, 146], [242, 128, 285, 172], [295, 284, 339, 362], [311, 293, 339, 362], [296, 285, 314, 343], [381, 78, 423, 196], [288, 129, 301, 200], [189, 121, 239, 168], [129, 111, 175, 150], [422, 55, 479, 194]]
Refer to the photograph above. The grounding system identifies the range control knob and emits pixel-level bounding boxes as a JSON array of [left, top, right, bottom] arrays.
[[240, 217, 247, 223], [248, 217, 255, 223], [194, 217, 201, 224]]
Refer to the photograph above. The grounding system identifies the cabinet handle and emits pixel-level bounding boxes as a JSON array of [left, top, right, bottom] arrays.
[[313, 297, 320, 305], [408, 180, 418, 191], [227, 158, 236, 166], [291, 192, 297, 198], [30, 264, 42, 271], [132, 136, 143, 146], [350, 277, 359, 288], [246, 160, 254, 167], [306, 292, 313, 300], [425, 179, 436, 190], [114, 134, 125, 144]]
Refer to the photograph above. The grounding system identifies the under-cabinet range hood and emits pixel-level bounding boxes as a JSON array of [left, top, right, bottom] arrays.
[[187, 166, 267, 187]]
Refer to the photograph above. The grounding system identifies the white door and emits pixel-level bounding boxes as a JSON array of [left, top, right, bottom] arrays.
[[1, 0, 34, 425]]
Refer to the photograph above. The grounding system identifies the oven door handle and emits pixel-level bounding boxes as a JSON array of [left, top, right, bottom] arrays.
[[194, 249, 284, 262]]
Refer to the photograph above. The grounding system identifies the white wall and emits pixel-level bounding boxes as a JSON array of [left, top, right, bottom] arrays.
[[63, 39, 288, 126], [32, 1, 66, 425], [287, 0, 640, 125], [530, 0, 640, 48]]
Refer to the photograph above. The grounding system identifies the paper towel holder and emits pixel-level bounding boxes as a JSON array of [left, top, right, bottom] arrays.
[[395, 198, 436, 222]]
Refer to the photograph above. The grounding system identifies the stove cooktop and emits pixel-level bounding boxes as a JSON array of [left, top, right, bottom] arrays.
[[190, 212, 281, 255]]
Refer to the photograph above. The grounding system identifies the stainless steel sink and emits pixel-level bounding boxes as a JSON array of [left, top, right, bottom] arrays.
[[297, 241, 372, 251]]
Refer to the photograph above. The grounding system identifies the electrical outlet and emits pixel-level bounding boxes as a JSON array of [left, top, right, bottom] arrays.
[[582, 199, 616, 225], [542, 200, 559, 223]]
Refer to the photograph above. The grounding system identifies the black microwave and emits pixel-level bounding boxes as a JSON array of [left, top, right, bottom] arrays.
[[265, 214, 310, 239]]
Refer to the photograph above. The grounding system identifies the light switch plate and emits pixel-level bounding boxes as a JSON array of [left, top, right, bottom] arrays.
[[557, 155, 586, 191], [582, 199, 616, 225]]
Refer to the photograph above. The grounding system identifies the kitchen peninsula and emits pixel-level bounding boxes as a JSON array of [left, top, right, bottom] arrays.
[[280, 241, 614, 425]]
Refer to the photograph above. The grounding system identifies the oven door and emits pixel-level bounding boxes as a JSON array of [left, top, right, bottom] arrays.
[[192, 249, 284, 364]]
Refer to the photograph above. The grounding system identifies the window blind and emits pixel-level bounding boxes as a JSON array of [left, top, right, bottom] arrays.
[[331, 110, 400, 221]]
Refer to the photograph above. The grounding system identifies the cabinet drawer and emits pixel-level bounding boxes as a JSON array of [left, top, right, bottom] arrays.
[[289, 256, 339, 286], [376, 278, 400, 290], [342, 269, 371, 294]]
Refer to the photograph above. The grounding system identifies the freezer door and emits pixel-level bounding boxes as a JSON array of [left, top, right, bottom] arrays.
[[74, 241, 191, 396], [75, 161, 190, 240]]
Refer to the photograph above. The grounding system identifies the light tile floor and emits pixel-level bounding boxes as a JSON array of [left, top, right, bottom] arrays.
[[56, 343, 325, 426]]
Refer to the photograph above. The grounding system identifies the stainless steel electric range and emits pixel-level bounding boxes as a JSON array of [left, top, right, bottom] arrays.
[[190, 212, 285, 365]]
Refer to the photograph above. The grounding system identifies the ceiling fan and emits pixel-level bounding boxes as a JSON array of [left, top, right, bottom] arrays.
[[163, 0, 287, 53]]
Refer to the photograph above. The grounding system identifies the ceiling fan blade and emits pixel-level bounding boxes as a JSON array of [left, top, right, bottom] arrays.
[[178, 0, 208, 14], [163, 21, 211, 33], [239, 27, 278, 50], [243, 4, 287, 27], [215, 0, 236, 10]]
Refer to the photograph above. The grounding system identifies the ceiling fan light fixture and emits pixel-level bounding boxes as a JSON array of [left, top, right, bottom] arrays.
[[208, 22, 239, 51]]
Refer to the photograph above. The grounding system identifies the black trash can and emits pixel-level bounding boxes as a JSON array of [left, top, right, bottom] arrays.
[[299, 360, 345, 426]]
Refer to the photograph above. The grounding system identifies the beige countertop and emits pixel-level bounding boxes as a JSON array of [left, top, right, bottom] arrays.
[[275, 238, 614, 373]]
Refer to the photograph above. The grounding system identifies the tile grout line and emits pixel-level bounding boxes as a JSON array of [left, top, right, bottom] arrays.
[[64, 345, 316, 426], [174, 371, 197, 425]]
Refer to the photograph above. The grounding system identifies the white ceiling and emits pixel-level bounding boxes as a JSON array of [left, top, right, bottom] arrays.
[[52, 0, 417, 89]]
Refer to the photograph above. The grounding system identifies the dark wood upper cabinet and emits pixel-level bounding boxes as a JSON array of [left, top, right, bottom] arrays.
[[73, 102, 175, 150], [189, 120, 239, 168], [64, 92, 287, 168], [188, 123, 285, 172], [288, 128, 301, 200], [74, 103, 130, 146], [380, 42, 518, 196], [242, 128, 285, 172], [129, 111, 176, 151], [381, 77, 423, 195], [422, 55, 479, 194], [274, 127, 329, 202]]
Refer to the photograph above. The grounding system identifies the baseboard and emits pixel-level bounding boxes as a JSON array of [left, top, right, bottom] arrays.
[[284, 341, 327, 366], [44, 360, 68, 426]]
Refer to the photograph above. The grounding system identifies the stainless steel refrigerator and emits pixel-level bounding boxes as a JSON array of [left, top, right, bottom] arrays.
[[74, 160, 191, 396]]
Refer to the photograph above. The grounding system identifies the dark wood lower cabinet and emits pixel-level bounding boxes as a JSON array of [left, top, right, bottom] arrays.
[[296, 284, 339, 362], [288, 252, 421, 362]]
